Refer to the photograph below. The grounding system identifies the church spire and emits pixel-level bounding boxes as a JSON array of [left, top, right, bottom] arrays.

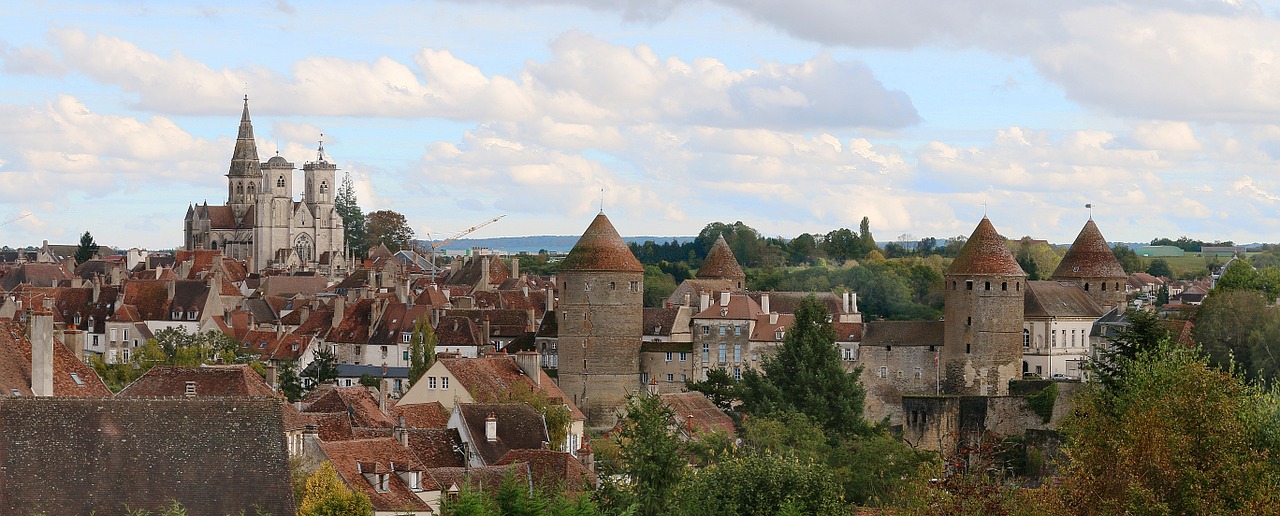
[[227, 95, 261, 178]]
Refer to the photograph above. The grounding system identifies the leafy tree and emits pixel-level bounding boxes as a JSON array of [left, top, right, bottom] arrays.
[[364, 209, 414, 253], [305, 348, 340, 386], [1093, 309, 1171, 390], [1111, 244, 1144, 274], [788, 233, 821, 265], [1193, 290, 1280, 384], [858, 216, 877, 254], [335, 172, 368, 258], [642, 265, 677, 307], [1057, 342, 1280, 513], [297, 461, 374, 516], [1146, 258, 1173, 278], [1216, 259, 1259, 292], [684, 368, 738, 412], [278, 360, 305, 402], [738, 296, 870, 437], [75, 231, 99, 265], [671, 452, 845, 515], [358, 373, 380, 388], [1155, 285, 1169, 306], [408, 315, 437, 386], [609, 394, 685, 516]]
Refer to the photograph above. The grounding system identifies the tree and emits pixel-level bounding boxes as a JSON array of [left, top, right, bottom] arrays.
[[1155, 285, 1169, 306], [297, 461, 374, 516], [1146, 258, 1173, 278], [278, 360, 305, 402], [335, 172, 368, 258], [1111, 244, 1144, 274], [408, 315, 437, 386], [75, 231, 99, 265], [610, 394, 685, 516], [858, 216, 877, 254], [684, 368, 738, 412], [305, 348, 340, 386], [1215, 259, 1259, 292], [738, 295, 870, 437], [1057, 342, 1280, 513], [1193, 290, 1279, 383], [671, 452, 845, 515], [364, 210, 414, 253], [1093, 309, 1171, 390]]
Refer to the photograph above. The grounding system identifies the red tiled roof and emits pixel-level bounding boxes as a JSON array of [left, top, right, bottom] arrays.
[[692, 292, 763, 321], [318, 438, 432, 512], [495, 449, 598, 494], [660, 392, 735, 437], [749, 313, 794, 342], [427, 464, 529, 495], [118, 365, 277, 398], [946, 217, 1025, 276], [559, 213, 643, 272], [696, 235, 745, 280], [392, 401, 450, 429], [0, 320, 111, 397], [439, 356, 585, 420], [1024, 281, 1104, 319], [1053, 219, 1127, 280], [302, 386, 393, 428], [458, 403, 549, 465], [407, 428, 465, 468]]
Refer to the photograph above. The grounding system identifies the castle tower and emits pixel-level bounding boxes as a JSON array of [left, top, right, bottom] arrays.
[[942, 217, 1026, 396], [696, 234, 746, 290], [1052, 219, 1127, 313], [226, 96, 261, 221], [557, 212, 644, 428]]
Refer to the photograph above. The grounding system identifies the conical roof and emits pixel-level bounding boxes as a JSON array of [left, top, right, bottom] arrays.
[[697, 235, 745, 280], [1052, 219, 1126, 279], [559, 213, 643, 272], [227, 96, 261, 178], [946, 217, 1025, 276]]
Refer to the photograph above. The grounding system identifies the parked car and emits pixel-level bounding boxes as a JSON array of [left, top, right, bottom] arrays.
[[1050, 373, 1075, 381], [1022, 372, 1042, 379]]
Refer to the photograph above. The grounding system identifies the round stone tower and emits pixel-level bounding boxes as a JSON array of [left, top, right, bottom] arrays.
[[942, 217, 1026, 396], [1052, 219, 1127, 313], [696, 234, 746, 290], [557, 212, 644, 429]]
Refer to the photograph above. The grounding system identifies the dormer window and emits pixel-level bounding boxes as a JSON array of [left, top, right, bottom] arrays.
[[376, 473, 389, 492], [402, 333, 411, 344], [73, 314, 81, 325], [187, 310, 197, 320], [171, 310, 181, 320], [775, 330, 784, 340]]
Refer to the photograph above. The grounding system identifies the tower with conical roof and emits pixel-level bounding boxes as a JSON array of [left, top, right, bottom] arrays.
[[557, 212, 644, 428], [226, 96, 262, 221], [697, 234, 746, 290], [941, 217, 1026, 396], [1052, 219, 1127, 312]]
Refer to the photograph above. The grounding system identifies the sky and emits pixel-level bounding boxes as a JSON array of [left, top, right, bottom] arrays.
[[4, 0, 1280, 250]]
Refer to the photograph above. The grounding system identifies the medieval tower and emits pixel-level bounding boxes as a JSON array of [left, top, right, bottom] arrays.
[[941, 217, 1027, 396], [1051, 219, 1127, 313], [696, 234, 747, 290], [557, 212, 645, 428]]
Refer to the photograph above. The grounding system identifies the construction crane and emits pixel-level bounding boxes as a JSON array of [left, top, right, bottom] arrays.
[[420, 214, 506, 282], [0, 212, 33, 228]]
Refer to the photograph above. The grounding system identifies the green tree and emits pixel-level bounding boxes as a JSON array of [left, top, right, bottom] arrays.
[[684, 368, 738, 412], [364, 209, 414, 253], [305, 348, 340, 386], [858, 216, 877, 254], [1112, 244, 1145, 274], [1216, 259, 1259, 292], [1155, 284, 1169, 306], [1193, 290, 1280, 383], [738, 295, 869, 437], [75, 231, 99, 265], [671, 452, 845, 515], [1057, 342, 1280, 513], [408, 315, 437, 386], [611, 394, 685, 516], [1146, 258, 1173, 278], [335, 172, 368, 258], [1093, 309, 1172, 390], [279, 360, 305, 402], [642, 265, 676, 307], [297, 461, 374, 516]]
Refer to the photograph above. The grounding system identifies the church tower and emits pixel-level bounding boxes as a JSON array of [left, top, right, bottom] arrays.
[[941, 217, 1026, 396], [226, 96, 261, 221], [1052, 219, 1127, 313], [254, 153, 295, 271], [557, 212, 644, 429]]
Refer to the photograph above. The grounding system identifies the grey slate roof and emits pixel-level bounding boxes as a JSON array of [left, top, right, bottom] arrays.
[[0, 397, 295, 516]]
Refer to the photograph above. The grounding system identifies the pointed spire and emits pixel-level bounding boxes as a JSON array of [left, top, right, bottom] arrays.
[[946, 217, 1025, 276], [227, 96, 261, 178], [560, 213, 643, 272], [697, 234, 745, 281], [1052, 219, 1125, 279]]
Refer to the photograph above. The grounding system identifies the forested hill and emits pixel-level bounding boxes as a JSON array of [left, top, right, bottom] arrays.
[[434, 235, 695, 254]]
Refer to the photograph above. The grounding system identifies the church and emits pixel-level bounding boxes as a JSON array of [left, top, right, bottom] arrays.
[[183, 98, 347, 274]]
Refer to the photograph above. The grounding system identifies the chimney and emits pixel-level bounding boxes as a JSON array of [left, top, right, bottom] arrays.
[[394, 416, 408, 447], [29, 307, 54, 397], [265, 363, 278, 389], [851, 293, 859, 313], [276, 322, 283, 339], [479, 255, 491, 292], [843, 292, 850, 313], [303, 423, 320, 450], [700, 293, 710, 312], [167, 279, 176, 300], [683, 293, 690, 308], [61, 330, 85, 359], [522, 285, 529, 297], [71, 277, 84, 288], [332, 296, 344, 329], [378, 379, 390, 414], [485, 412, 498, 443], [511, 256, 519, 280], [577, 441, 595, 474], [482, 317, 491, 347], [760, 293, 770, 315], [431, 308, 441, 328], [515, 351, 541, 386], [545, 287, 554, 313], [526, 308, 536, 332], [720, 291, 731, 307]]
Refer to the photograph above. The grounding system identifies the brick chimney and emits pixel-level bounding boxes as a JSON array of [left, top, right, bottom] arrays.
[[29, 304, 54, 397]]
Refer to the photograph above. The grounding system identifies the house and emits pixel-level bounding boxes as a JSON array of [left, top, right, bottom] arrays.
[[495, 449, 598, 494], [1021, 281, 1104, 378], [450, 402, 551, 467], [0, 397, 295, 515], [117, 364, 276, 398], [691, 291, 764, 381], [316, 437, 434, 515], [638, 305, 695, 392], [0, 313, 111, 397]]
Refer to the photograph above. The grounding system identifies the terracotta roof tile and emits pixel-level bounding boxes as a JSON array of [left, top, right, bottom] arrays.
[[559, 213, 643, 272], [459, 403, 550, 465], [696, 235, 745, 281], [0, 320, 112, 397], [302, 386, 393, 428], [1024, 281, 1104, 319], [407, 428, 465, 467], [118, 365, 276, 398], [1052, 219, 1127, 280], [495, 449, 598, 494], [861, 320, 945, 347], [392, 401, 450, 429], [946, 218, 1026, 276], [427, 464, 529, 495], [660, 392, 735, 436], [318, 438, 432, 512]]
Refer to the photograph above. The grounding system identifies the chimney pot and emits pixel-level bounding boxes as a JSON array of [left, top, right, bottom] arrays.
[[485, 413, 498, 442]]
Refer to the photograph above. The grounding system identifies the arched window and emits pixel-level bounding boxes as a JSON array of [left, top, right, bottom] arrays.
[[210, 240, 219, 250], [319, 180, 328, 195], [1002, 281, 1008, 291], [277, 175, 286, 188], [294, 234, 313, 263], [247, 183, 255, 196], [1084, 283, 1090, 291], [236, 182, 243, 195]]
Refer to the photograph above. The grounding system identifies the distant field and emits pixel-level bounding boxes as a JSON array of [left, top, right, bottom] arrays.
[[1140, 252, 1254, 278]]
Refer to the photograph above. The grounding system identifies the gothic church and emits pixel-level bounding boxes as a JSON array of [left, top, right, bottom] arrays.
[[184, 98, 347, 274]]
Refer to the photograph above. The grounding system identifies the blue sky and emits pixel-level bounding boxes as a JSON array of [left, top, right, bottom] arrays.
[[4, 0, 1280, 249]]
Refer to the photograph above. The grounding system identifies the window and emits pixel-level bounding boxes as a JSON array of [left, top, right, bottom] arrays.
[[381, 346, 388, 359], [734, 325, 741, 336], [775, 330, 784, 340], [583, 282, 591, 291], [355, 345, 362, 357], [679, 352, 687, 362], [718, 326, 726, 336], [681, 374, 687, 382], [172, 310, 181, 319], [896, 370, 903, 379], [122, 349, 130, 362], [630, 281, 639, 292], [1071, 329, 1077, 346], [441, 377, 448, 389], [92, 335, 99, 346], [665, 352, 673, 362], [702, 343, 709, 362], [879, 366, 888, 378], [733, 367, 741, 380], [122, 329, 128, 341], [914, 367, 922, 378], [73, 314, 81, 325], [1002, 282, 1008, 291], [187, 310, 197, 320], [609, 282, 616, 290], [1024, 329, 1030, 348], [985, 281, 991, 290], [966, 280, 973, 290], [319, 180, 328, 195], [733, 344, 741, 363], [403, 333, 411, 343], [277, 175, 286, 188], [641, 372, 649, 384], [718, 344, 726, 363], [702, 326, 710, 335], [110, 328, 117, 342], [376, 474, 389, 492], [666, 374, 674, 383], [428, 377, 437, 389], [403, 350, 410, 361], [1084, 283, 1090, 291], [69, 372, 83, 386]]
